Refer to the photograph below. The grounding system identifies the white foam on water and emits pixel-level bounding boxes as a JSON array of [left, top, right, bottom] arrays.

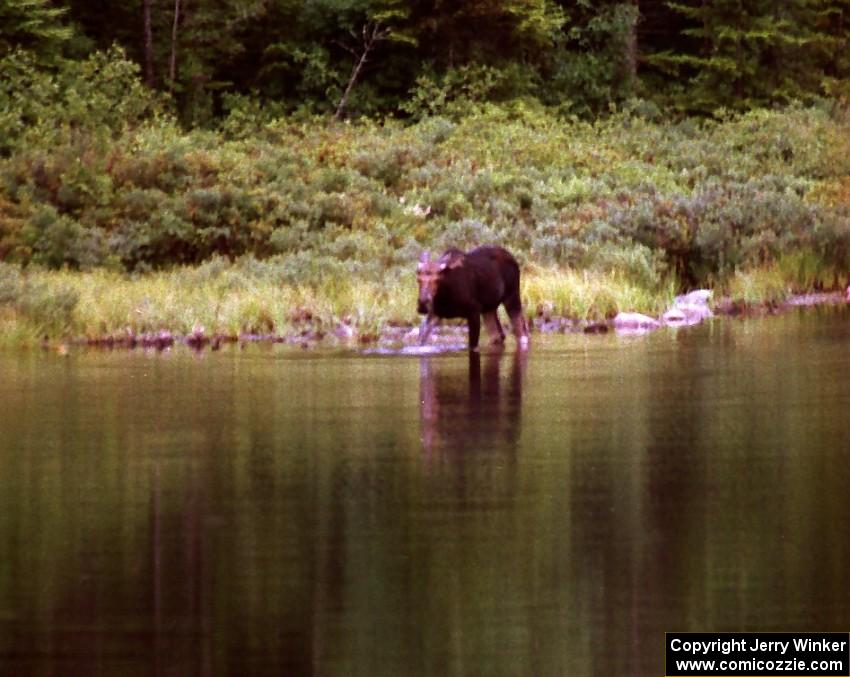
[[398, 345, 459, 355], [362, 344, 463, 356]]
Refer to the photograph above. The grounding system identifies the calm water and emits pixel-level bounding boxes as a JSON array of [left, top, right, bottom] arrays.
[[1, 307, 849, 676]]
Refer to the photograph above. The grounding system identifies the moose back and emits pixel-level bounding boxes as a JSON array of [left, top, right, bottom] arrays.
[[416, 245, 529, 350]]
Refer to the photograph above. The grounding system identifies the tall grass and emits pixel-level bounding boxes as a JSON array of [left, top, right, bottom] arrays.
[[1, 255, 844, 347], [0, 260, 683, 345], [522, 266, 676, 321]]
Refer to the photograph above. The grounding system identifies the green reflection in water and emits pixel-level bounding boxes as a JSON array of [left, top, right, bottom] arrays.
[[0, 306, 849, 676]]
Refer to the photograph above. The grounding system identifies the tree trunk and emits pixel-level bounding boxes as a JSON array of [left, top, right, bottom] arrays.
[[334, 23, 385, 121], [169, 0, 181, 87], [624, 1, 639, 89], [143, 0, 155, 87], [335, 49, 369, 121]]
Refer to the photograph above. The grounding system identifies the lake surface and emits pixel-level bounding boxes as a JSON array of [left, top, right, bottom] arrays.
[[1, 306, 849, 676]]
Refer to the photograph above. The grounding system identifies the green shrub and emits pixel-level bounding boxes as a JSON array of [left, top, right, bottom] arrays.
[[2, 93, 850, 298], [0, 47, 161, 156], [21, 205, 104, 269], [17, 278, 79, 335], [400, 64, 514, 120]]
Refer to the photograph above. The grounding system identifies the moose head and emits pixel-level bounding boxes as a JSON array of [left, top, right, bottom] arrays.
[[416, 249, 464, 315]]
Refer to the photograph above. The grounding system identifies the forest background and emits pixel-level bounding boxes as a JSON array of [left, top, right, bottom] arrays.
[[2, 0, 850, 342]]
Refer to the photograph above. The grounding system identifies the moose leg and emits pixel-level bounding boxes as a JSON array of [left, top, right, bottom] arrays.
[[482, 310, 505, 346], [419, 314, 439, 345], [504, 294, 529, 349], [467, 313, 481, 351]]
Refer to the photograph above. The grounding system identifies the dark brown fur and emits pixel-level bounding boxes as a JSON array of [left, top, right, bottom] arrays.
[[417, 245, 529, 350]]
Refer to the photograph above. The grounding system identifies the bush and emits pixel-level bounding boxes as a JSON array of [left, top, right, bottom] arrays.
[[0, 46, 162, 156], [400, 64, 524, 120], [2, 91, 850, 295]]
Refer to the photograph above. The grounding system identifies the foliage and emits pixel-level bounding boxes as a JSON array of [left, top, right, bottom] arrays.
[[0, 46, 161, 156], [542, 1, 639, 115], [2, 55, 849, 296], [2, 46, 850, 345], [0, 0, 72, 60], [4, 3, 850, 347], [400, 63, 540, 119], [644, 0, 848, 113], [2, 0, 849, 118]]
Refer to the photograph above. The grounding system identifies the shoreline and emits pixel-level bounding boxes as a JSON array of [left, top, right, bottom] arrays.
[[16, 290, 846, 353]]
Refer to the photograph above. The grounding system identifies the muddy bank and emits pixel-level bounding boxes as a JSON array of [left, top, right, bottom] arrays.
[[52, 290, 847, 353]]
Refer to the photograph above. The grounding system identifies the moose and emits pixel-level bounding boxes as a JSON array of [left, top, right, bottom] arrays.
[[416, 245, 529, 351]]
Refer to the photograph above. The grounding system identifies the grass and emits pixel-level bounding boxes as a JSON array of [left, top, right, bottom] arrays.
[[522, 266, 676, 321], [720, 251, 849, 307], [1, 256, 845, 348], [0, 261, 684, 347], [723, 267, 791, 307], [0, 263, 420, 345]]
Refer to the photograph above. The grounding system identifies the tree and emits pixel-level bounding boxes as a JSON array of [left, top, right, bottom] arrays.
[[164, 0, 266, 123], [143, 0, 154, 85], [334, 21, 393, 119], [397, 0, 565, 115], [331, 0, 415, 119], [43, 0, 850, 120], [231, 0, 417, 117], [807, 0, 850, 100], [169, 0, 180, 85], [409, 0, 564, 68], [0, 0, 73, 59], [64, 0, 266, 123], [644, 0, 834, 112], [542, 0, 638, 114]]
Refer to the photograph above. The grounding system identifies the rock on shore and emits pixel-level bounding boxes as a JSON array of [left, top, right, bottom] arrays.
[[614, 289, 713, 334]]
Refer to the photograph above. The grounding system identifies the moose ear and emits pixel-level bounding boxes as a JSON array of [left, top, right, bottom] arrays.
[[438, 249, 465, 271]]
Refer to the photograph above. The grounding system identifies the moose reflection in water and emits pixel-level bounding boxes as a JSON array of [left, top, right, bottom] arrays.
[[416, 246, 530, 351], [418, 350, 526, 463]]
